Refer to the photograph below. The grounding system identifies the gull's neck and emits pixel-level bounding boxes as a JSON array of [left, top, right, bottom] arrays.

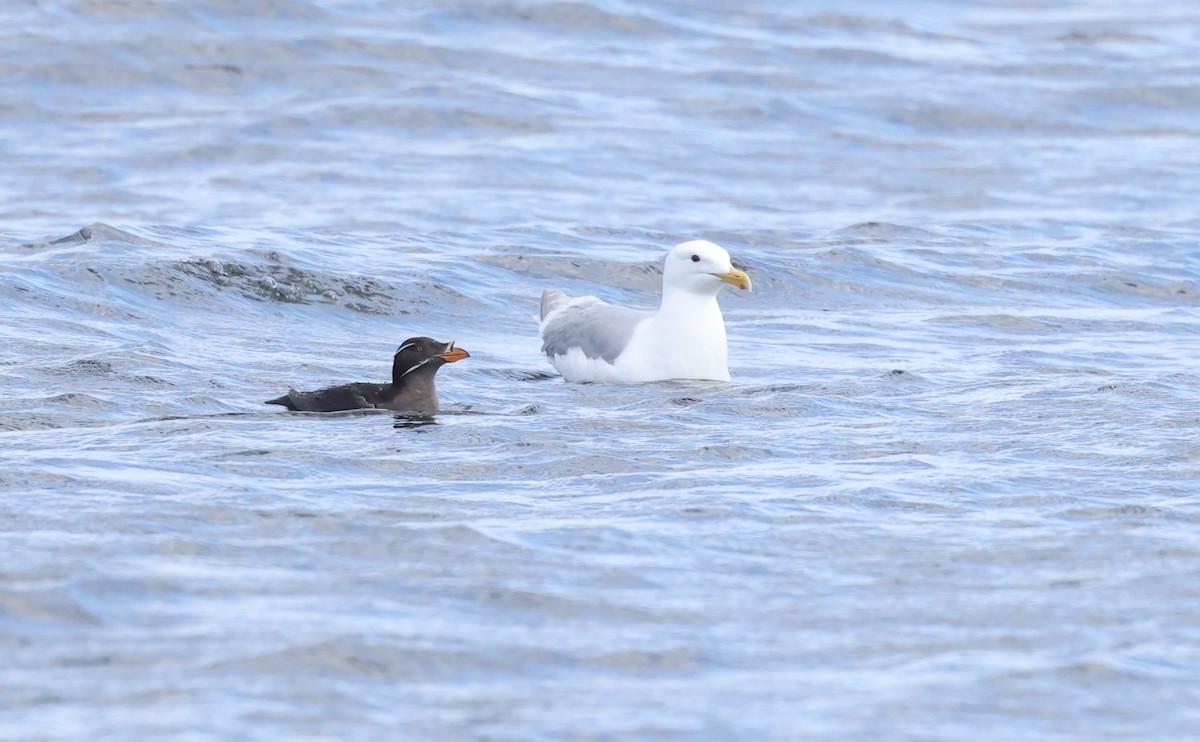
[[646, 281, 730, 381], [658, 283, 721, 318]]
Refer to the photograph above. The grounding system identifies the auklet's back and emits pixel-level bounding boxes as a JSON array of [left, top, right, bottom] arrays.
[[266, 337, 469, 413]]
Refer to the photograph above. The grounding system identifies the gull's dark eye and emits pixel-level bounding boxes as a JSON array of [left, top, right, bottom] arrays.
[[691, 254, 700, 262]]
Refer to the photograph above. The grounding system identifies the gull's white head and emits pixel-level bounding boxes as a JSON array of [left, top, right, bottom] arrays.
[[662, 239, 752, 296]]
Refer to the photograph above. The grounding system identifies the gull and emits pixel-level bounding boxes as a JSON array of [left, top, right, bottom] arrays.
[[539, 240, 751, 382]]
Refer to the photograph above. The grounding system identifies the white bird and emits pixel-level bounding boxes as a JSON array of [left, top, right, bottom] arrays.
[[538, 240, 752, 383]]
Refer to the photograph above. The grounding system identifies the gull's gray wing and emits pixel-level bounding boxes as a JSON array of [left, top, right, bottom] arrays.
[[539, 292, 650, 364]]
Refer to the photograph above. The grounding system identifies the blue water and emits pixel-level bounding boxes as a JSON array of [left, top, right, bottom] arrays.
[[3, 1, 1200, 739]]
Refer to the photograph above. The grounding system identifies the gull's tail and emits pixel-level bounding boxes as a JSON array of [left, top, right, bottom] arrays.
[[540, 288, 568, 322]]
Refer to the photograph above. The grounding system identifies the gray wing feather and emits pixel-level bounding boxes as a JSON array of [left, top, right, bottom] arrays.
[[540, 288, 568, 321], [540, 294, 649, 364]]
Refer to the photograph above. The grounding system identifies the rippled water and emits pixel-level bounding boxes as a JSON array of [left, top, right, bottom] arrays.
[[3, 1, 1200, 739]]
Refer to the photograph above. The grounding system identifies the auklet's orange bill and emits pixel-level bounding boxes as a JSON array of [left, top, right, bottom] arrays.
[[266, 337, 469, 413]]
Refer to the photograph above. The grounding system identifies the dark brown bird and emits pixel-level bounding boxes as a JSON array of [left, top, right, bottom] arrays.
[[266, 337, 469, 413]]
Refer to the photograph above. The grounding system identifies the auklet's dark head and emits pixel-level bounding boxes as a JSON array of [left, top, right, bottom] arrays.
[[391, 337, 469, 385]]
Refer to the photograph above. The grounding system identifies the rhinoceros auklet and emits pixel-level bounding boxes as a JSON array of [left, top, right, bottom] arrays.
[[266, 337, 469, 412]]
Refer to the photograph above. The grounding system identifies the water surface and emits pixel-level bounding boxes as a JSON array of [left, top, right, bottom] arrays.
[[2, 1, 1200, 739]]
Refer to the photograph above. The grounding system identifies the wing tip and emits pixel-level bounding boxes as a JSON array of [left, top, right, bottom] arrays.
[[266, 391, 299, 410], [540, 288, 567, 321]]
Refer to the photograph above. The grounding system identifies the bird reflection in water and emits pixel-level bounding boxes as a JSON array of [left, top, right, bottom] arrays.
[[393, 413, 437, 430]]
